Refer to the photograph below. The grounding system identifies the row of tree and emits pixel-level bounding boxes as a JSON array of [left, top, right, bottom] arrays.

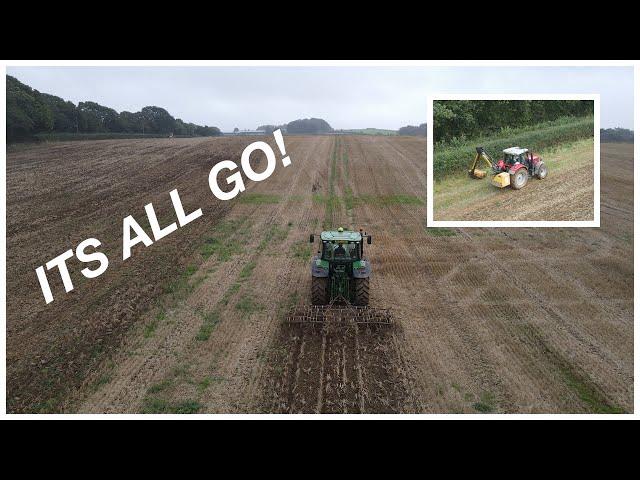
[[434, 100, 594, 143], [601, 128, 633, 142], [257, 120, 428, 136], [256, 124, 285, 134], [286, 118, 332, 134], [255, 118, 333, 135], [7, 75, 221, 141], [398, 123, 427, 136]]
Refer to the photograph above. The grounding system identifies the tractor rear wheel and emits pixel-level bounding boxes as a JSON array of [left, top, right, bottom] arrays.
[[536, 162, 548, 179], [311, 277, 329, 305], [353, 277, 370, 306], [510, 169, 529, 190]]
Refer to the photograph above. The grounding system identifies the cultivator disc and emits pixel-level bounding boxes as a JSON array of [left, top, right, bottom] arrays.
[[285, 305, 393, 327]]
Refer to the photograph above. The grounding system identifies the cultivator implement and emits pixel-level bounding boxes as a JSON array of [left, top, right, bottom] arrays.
[[285, 305, 393, 327]]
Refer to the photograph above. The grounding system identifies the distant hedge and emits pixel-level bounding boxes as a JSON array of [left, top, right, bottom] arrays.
[[25, 132, 180, 143], [601, 128, 633, 143], [433, 116, 594, 179], [398, 124, 427, 136]]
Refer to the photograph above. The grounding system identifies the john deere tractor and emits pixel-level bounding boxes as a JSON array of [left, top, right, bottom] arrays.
[[309, 227, 371, 306], [284, 227, 391, 326]]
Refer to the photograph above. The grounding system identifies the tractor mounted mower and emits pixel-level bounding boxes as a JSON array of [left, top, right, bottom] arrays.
[[285, 227, 392, 326], [468, 146, 548, 190]]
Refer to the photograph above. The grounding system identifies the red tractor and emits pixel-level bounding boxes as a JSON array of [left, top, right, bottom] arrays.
[[468, 146, 548, 190]]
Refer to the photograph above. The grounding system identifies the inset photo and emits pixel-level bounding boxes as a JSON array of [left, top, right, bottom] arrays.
[[427, 95, 600, 227]]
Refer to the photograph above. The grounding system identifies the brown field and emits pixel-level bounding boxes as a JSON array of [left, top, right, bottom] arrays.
[[6, 137, 633, 414]]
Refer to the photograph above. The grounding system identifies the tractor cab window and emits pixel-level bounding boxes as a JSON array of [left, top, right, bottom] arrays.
[[322, 241, 360, 260], [504, 154, 515, 165]]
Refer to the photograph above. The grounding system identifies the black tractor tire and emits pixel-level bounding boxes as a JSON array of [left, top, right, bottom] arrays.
[[536, 162, 548, 179], [510, 169, 529, 190], [311, 277, 329, 305], [353, 277, 370, 306]]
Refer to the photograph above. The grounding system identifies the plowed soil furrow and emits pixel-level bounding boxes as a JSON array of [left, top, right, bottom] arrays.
[[262, 324, 411, 413]]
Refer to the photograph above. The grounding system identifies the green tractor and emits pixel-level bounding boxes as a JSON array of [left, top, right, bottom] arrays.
[[285, 227, 391, 326], [309, 227, 372, 306]]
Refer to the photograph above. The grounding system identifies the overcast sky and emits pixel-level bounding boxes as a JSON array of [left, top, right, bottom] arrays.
[[7, 66, 634, 130]]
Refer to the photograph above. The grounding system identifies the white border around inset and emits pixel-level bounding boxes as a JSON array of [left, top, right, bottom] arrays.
[[426, 93, 600, 228]]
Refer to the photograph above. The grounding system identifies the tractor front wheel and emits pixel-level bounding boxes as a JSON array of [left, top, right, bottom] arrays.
[[536, 162, 548, 179], [311, 277, 329, 305], [510, 169, 529, 190], [353, 277, 370, 306]]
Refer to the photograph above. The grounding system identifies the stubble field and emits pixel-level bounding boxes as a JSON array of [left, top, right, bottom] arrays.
[[5, 137, 633, 413]]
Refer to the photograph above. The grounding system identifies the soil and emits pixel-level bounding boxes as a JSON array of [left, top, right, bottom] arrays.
[[6, 137, 633, 414]]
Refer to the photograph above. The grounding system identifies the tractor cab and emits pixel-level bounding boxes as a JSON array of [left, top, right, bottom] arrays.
[[322, 241, 360, 260], [502, 147, 529, 168], [311, 228, 372, 263], [321, 231, 362, 261], [308, 227, 373, 306]]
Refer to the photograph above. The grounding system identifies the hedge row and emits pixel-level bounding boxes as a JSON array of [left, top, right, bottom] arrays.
[[433, 116, 594, 179], [27, 132, 187, 143]]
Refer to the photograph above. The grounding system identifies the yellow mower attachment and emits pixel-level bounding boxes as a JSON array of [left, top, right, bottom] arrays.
[[468, 147, 494, 179], [491, 172, 510, 188], [471, 169, 487, 179]]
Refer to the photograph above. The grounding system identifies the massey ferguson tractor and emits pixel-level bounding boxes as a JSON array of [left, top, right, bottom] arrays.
[[285, 227, 392, 326], [468, 146, 548, 190]]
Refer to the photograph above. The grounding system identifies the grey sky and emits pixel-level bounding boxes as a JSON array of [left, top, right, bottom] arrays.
[[7, 66, 634, 130]]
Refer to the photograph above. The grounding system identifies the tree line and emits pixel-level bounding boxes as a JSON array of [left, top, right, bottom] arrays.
[[258, 120, 428, 136], [6, 75, 221, 141], [434, 100, 594, 143], [398, 123, 427, 136], [257, 118, 334, 135], [600, 128, 633, 143]]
